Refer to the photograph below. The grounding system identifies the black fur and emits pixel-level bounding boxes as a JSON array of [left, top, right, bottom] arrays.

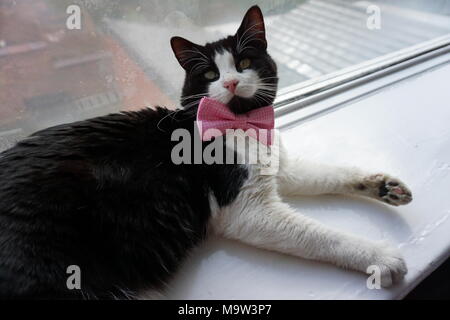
[[0, 108, 248, 299], [0, 6, 276, 299]]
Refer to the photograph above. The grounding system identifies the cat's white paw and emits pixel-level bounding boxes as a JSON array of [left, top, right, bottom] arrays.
[[368, 242, 408, 287], [357, 173, 412, 206]]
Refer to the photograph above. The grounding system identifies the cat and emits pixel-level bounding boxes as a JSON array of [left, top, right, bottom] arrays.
[[0, 6, 412, 299]]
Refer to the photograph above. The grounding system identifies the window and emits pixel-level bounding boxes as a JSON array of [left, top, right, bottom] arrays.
[[1, 0, 450, 146]]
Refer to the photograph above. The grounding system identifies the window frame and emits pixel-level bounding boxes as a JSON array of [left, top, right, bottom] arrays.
[[275, 37, 450, 129], [274, 34, 450, 121]]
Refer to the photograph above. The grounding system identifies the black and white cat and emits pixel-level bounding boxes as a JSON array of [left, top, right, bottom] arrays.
[[0, 6, 411, 299]]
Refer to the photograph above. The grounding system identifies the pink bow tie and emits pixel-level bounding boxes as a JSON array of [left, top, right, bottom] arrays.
[[196, 97, 274, 145]]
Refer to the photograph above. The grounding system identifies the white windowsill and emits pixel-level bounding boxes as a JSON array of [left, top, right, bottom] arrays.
[[165, 56, 450, 299]]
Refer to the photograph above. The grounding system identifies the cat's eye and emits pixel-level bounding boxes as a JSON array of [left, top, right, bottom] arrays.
[[204, 70, 218, 80], [239, 58, 251, 70]]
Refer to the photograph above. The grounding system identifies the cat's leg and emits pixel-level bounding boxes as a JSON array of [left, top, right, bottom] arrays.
[[277, 150, 412, 206], [213, 194, 407, 287]]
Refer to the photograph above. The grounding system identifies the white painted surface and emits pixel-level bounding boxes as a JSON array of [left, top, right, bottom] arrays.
[[166, 62, 450, 300]]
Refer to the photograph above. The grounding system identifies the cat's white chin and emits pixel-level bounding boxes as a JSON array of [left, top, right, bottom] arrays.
[[215, 88, 258, 105], [235, 85, 258, 99], [215, 93, 234, 105]]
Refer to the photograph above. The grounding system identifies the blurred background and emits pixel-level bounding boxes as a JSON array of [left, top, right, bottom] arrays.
[[1, 0, 450, 149]]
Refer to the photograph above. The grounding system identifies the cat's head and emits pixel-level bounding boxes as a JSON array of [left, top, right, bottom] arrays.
[[171, 5, 278, 114]]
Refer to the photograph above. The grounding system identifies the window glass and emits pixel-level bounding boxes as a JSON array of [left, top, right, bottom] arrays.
[[1, 0, 450, 146]]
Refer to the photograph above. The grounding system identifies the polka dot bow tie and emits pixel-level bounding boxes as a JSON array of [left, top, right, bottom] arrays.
[[196, 97, 274, 145]]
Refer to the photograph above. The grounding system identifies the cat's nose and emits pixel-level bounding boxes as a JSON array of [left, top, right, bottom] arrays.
[[223, 79, 239, 94]]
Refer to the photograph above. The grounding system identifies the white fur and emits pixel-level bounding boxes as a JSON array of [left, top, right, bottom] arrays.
[[208, 50, 260, 104], [208, 137, 410, 287]]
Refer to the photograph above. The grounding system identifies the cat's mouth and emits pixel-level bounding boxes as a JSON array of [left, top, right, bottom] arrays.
[[226, 84, 277, 114], [207, 82, 277, 114]]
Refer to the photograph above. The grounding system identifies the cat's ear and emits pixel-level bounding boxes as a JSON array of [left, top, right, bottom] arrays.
[[235, 5, 267, 51], [170, 36, 203, 70]]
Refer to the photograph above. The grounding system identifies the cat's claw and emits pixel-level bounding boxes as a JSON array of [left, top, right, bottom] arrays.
[[360, 174, 412, 206]]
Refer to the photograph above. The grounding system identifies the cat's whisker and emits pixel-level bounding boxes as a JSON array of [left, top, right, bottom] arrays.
[[257, 82, 278, 85], [253, 94, 266, 105], [156, 109, 182, 132], [255, 93, 276, 103], [237, 22, 264, 54], [238, 38, 266, 54], [255, 90, 275, 97], [237, 83, 277, 88], [156, 95, 205, 131], [181, 100, 201, 110], [238, 81, 277, 86], [257, 88, 277, 94], [237, 85, 277, 91], [180, 55, 207, 63], [258, 76, 279, 80], [181, 93, 209, 101], [239, 31, 264, 51], [256, 92, 276, 99], [190, 62, 209, 76], [191, 47, 210, 62], [179, 50, 210, 72], [254, 94, 272, 105], [179, 49, 209, 62], [236, 24, 257, 53]]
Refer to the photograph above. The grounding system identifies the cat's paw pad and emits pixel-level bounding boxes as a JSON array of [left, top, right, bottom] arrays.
[[369, 242, 408, 287], [364, 174, 412, 206]]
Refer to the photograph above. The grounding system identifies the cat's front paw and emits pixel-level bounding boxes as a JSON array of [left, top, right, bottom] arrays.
[[368, 242, 408, 287], [360, 174, 412, 206]]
